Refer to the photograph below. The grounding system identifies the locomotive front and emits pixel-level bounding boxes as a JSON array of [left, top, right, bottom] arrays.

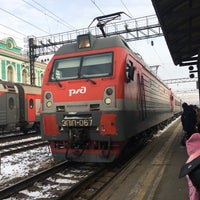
[[40, 33, 131, 162]]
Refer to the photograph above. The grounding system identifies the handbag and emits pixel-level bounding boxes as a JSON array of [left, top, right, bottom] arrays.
[[179, 156, 200, 192]]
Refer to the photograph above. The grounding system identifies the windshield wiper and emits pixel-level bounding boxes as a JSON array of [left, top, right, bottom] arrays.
[[81, 75, 96, 85], [53, 74, 62, 87], [55, 78, 62, 87], [86, 78, 96, 85]]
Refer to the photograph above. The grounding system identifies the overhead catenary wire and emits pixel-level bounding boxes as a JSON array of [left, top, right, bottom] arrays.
[[22, 0, 73, 31], [29, 0, 76, 30], [90, 0, 105, 15], [120, 0, 134, 18], [0, 24, 26, 37], [0, 7, 49, 35], [150, 41, 166, 68]]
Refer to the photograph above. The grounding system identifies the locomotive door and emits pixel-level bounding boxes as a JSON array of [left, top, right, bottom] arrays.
[[137, 73, 146, 120], [6, 93, 18, 125], [27, 96, 41, 122]]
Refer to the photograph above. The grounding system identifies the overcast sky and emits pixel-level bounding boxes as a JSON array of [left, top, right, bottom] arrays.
[[0, 0, 196, 91]]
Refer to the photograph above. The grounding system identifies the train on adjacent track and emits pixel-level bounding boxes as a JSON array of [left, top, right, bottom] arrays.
[[40, 28, 182, 162], [0, 80, 41, 133]]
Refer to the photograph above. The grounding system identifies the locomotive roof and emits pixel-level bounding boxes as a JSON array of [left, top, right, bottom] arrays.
[[55, 35, 131, 55], [55, 35, 151, 71]]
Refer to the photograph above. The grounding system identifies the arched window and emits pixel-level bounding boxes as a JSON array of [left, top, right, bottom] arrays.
[[22, 69, 28, 84], [7, 66, 13, 82]]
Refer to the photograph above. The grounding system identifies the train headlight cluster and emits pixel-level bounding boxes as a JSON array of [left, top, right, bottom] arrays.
[[46, 101, 52, 108], [103, 86, 115, 106], [104, 97, 112, 105], [45, 92, 53, 108]]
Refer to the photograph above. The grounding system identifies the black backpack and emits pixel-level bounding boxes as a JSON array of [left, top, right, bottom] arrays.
[[179, 156, 200, 192]]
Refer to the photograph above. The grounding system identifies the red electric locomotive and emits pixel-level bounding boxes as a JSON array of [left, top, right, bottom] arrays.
[[40, 28, 181, 162]]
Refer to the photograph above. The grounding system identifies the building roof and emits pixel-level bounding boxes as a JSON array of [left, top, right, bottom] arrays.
[[0, 37, 22, 54], [151, 0, 200, 66]]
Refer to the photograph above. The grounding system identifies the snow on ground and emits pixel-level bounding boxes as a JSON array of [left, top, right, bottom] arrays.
[[154, 116, 181, 137], [0, 145, 54, 189]]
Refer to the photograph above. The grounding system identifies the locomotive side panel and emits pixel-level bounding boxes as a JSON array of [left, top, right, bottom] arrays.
[[123, 54, 176, 138]]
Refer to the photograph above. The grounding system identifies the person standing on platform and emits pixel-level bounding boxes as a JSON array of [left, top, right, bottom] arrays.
[[181, 103, 196, 145]]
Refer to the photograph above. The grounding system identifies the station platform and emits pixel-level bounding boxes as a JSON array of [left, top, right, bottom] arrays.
[[93, 118, 189, 200]]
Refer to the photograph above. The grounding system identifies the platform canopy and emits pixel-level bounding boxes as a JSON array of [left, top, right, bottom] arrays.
[[151, 0, 200, 66]]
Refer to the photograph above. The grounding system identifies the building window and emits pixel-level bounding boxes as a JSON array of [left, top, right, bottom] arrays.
[[22, 69, 28, 84], [7, 66, 13, 82], [40, 73, 44, 85]]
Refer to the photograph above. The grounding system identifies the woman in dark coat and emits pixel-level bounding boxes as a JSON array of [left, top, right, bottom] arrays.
[[181, 103, 196, 145]]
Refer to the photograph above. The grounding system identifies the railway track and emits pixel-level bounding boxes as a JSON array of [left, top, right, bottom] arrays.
[[0, 136, 48, 157], [58, 163, 129, 200], [0, 131, 39, 142], [0, 161, 105, 199]]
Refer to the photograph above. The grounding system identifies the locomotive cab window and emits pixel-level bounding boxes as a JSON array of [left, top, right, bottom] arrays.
[[50, 52, 113, 81], [51, 57, 80, 80], [80, 53, 113, 78], [126, 60, 135, 82]]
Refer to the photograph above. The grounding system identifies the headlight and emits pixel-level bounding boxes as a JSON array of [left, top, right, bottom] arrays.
[[45, 93, 52, 99], [46, 101, 52, 108], [104, 97, 112, 105], [106, 88, 113, 95]]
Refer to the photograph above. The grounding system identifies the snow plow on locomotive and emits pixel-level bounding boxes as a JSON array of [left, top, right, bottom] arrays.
[[40, 30, 182, 162]]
